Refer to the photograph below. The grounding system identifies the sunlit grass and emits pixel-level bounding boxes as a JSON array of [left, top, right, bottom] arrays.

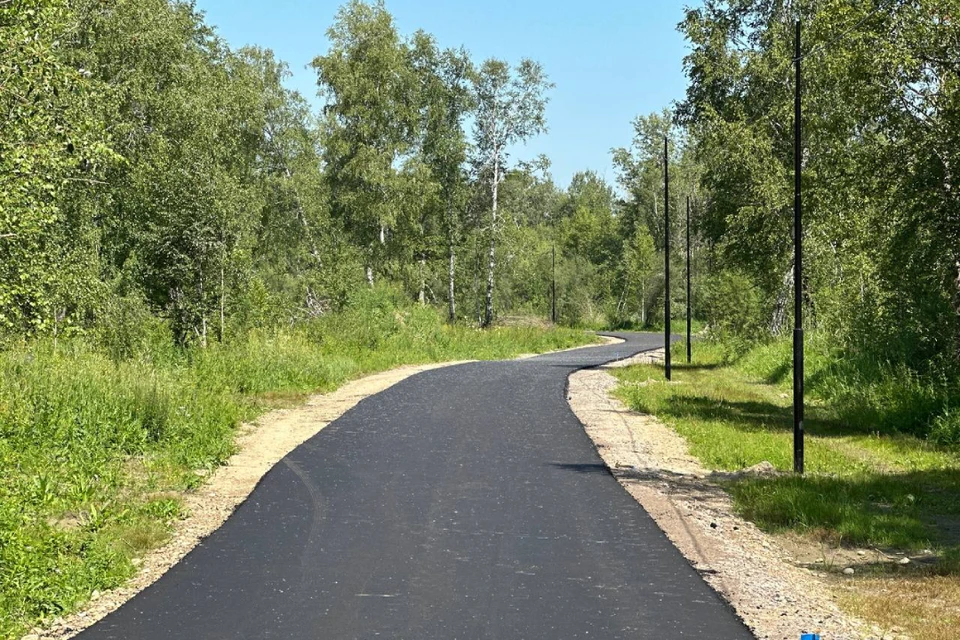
[[613, 338, 960, 640], [0, 293, 595, 639], [613, 341, 960, 550]]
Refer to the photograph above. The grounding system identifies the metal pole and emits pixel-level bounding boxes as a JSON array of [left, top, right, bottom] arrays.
[[551, 244, 557, 324], [664, 136, 671, 381], [686, 196, 692, 364], [793, 19, 805, 475]]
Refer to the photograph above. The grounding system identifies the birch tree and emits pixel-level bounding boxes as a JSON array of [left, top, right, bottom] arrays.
[[412, 33, 474, 320], [311, 0, 418, 286], [472, 58, 551, 327]]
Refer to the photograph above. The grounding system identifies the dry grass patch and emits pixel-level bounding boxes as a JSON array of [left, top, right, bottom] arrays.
[[837, 575, 960, 640]]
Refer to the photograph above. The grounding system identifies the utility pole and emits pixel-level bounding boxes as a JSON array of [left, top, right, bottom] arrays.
[[664, 136, 671, 381], [793, 19, 805, 475], [686, 196, 692, 364], [551, 243, 557, 324]]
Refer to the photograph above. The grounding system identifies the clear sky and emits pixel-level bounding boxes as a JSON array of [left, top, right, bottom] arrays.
[[193, 0, 695, 190]]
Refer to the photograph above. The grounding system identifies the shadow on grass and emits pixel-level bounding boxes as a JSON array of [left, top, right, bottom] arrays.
[[659, 393, 868, 436], [614, 463, 960, 570], [671, 362, 723, 372], [724, 469, 960, 551]]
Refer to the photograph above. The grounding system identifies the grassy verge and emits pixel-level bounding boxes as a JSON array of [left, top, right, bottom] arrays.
[[613, 340, 960, 640], [0, 290, 595, 639]]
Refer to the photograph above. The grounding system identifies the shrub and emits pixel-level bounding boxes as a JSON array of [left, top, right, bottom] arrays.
[[700, 270, 765, 346]]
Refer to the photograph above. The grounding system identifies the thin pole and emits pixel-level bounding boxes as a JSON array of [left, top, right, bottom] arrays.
[[664, 136, 671, 381], [686, 196, 692, 364], [551, 244, 557, 324], [793, 19, 805, 475]]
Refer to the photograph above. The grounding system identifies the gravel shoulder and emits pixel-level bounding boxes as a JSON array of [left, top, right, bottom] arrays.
[[567, 348, 877, 640]]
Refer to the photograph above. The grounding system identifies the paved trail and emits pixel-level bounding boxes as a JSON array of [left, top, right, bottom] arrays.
[[78, 333, 753, 639]]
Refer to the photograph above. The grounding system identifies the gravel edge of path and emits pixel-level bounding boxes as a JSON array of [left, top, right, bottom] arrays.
[[567, 349, 881, 640]]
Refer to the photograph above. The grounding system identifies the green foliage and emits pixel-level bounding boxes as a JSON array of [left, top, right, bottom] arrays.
[[0, 0, 117, 333], [312, 0, 419, 280], [678, 0, 960, 364], [700, 270, 764, 345]]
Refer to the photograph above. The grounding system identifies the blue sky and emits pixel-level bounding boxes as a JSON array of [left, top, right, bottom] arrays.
[[193, 0, 694, 190]]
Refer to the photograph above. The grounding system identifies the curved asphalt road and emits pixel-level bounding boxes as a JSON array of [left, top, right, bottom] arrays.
[[78, 332, 753, 639]]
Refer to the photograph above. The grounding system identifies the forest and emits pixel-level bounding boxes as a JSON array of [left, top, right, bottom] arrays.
[[4, 0, 960, 636], [2, 0, 688, 342]]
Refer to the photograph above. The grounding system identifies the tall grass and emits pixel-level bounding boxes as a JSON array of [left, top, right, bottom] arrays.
[[614, 339, 960, 551], [733, 336, 960, 445], [0, 287, 594, 638]]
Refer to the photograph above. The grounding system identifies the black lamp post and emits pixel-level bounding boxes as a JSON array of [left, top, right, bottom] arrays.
[[664, 136, 671, 381], [793, 19, 805, 475]]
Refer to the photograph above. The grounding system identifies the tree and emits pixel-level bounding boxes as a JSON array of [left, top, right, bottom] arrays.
[[622, 226, 657, 325], [312, 0, 419, 287], [411, 34, 474, 319], [677, 0, 960, 363], [472, 58, 552, 327], [0, 0, 115, 334]]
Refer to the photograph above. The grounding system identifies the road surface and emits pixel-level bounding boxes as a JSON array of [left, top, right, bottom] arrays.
[[77, 332, 753, 639]]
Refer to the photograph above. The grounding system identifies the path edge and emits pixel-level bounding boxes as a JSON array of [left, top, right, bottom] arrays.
[[30, 335, 615, 640], [566, 349, 874, 640]]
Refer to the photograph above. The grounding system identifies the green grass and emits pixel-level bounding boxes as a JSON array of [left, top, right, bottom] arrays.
[[0, 289, 595, 639], [613, 341, 960, 553]]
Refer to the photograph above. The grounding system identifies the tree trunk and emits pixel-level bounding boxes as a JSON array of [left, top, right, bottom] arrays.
[[448, 230, 456, 322], [954, 259, 960, 360], [198, 270, 208, 348], [483, 154, 499, 328], [472, 234, 481, 324], [283, 166, 322, 270], [418, 255, 426, 305], [641, 281, 647, 326], [219, 263, 225, 342], [366, 265, 374, 287], [770, 265, 794, 336]]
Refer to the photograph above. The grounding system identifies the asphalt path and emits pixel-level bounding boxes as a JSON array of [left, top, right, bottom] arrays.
[[77, 332, 754, 639]]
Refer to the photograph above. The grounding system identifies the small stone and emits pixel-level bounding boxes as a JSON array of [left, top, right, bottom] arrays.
[[843, 567, 855, 575], [857, 550, 866, 556], [710, 522, 718, 529], [742, 460, 777, 476], [898, 557, 910, 565], [91, 590, 101, 600]]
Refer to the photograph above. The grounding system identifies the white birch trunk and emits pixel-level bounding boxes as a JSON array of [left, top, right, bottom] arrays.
[[484, 151, 499, 327], [448, 229, 456, 322], [418, 256, 426, 305]]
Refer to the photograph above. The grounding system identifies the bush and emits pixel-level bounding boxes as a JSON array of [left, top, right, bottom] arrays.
[[93, 294, 175, 364], [930, 410, 960, 448], [700, 270, 765, 346]]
